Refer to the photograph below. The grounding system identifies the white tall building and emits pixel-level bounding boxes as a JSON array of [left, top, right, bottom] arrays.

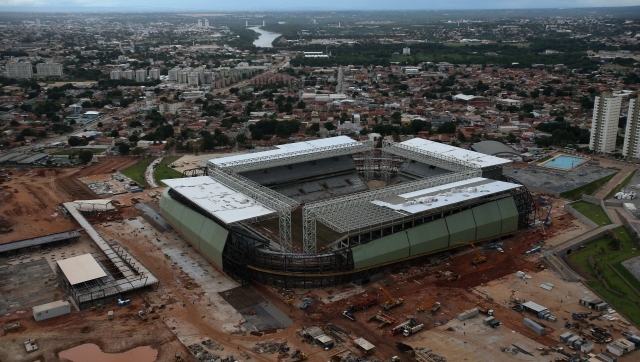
[[36, 63, 63, 77], [589, 92, 622, 154], [204, 19, 209, 27], [403, 47, 411, 55], [148, 68, 160, 80], [35, 19, 41, 27], [110, 70, 122, 80], [6, 62, 33, 79], [623, 95, 640, 159], [135, 69, 147, 82], [197, 19, 202, 27], [122, 69, 134, 80]]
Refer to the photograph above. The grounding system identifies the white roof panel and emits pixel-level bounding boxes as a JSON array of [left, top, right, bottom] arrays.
[[372, 177, 520, 214], [209, 136, 359, 167], [399, 138, 510, 168], [56, 254, 107, 285], [163, 176, 275, 224]]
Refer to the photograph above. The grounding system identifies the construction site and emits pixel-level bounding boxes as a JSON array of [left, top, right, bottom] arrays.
[[1, 140, 640, 362]]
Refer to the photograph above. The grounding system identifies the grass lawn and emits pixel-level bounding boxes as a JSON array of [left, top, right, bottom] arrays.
[[52, 149, 106, 156], [560, 172, 618, 201], [569, 226, 640, 326], [604, 170, 637, 200], [121, 157, 154, 189], [154, 156, 183, 186], [571, 201, 612, 226]]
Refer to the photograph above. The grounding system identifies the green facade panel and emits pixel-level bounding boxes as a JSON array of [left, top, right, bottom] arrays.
[[446, 209, 477, 245], [352, 232, 410, 270], [406, 218, 450, 256], [179, 207, 206, 250], [160, 189, 186, 230], [497, 197, 519, 234], [472, 201, 502, 240], [198, 219, 229, 269]]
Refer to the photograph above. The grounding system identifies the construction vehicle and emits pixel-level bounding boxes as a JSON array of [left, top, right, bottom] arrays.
[[390, 317, 424, 336], [456, 241, 487, 265], [343, 305, 357, 320], [477, 305, 494, 316], [416, 298, 436, 313], [367, 311, 397, 328], [379, 287, 404, 310], [448, 274, 461, 282], [430, 302, 441, 314]]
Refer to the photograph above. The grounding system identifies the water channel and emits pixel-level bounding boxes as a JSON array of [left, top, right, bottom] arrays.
[[248, 27, 281, 48]]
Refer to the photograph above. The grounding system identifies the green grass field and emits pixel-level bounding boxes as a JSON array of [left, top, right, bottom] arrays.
[[560, 172, 617, 201], [571, 201, 612, 226], [121, 157, 154, 189], [569, 226, 640, 326], [52, 148, 106, 155], [154, 156, 183, 186], [604, 170, 637, 200]]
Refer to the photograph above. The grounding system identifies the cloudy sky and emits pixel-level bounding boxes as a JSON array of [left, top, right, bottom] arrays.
[[1, 0, 639, 11]]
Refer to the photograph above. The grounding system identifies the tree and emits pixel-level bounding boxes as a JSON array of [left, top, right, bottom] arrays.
[[77, 150, 93, 164], [132, 147, 144, 156], [118, 143, 130, 155], [236, 133, 247, 144], [297, 100, 306, 110], [324, 121, 335, 131], [97, 122, 103, 128], [68, 136, 81, 147], [436, 122, 456, 134], [110, 130, 119, 138]]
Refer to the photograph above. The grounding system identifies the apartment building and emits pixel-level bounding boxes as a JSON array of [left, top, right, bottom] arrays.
[[589, 92, 621, 154], [36, 63, 63, 77], [623, 95, 640, 159], [6, 62, 33, 79]]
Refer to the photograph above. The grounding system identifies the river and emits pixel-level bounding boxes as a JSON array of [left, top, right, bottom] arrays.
[[248, 27, 281, 48]]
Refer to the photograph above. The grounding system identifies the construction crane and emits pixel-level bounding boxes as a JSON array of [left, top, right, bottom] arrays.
[[543, 204, 553, 227], [456, 241, 487, 265], [379, 286, 404, 310]]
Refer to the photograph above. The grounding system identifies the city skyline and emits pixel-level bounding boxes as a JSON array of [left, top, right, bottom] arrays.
[[1, 0, 640, 11]]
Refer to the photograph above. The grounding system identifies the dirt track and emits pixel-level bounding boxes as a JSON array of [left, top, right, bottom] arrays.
[[75, 157, 139, 177]]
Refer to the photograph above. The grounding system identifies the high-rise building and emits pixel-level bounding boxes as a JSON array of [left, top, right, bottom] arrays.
[[623, 95, 640, 159], [35, 19, 41, 27], [6, 62, 33, 79], [135, 69, 148, 82], [122, 69, 134, 80], [36, 63, 63, 77], [403, 47, 411, 55], [148, 69, 160, 80], [589, 92, 622, 154], [204, 19, 209, 27], [197, 19, 202, 27], [110, 70, 122, 80]]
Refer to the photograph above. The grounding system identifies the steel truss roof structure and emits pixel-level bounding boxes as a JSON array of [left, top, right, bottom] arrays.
[[302, 170, 480, 253], [381, 140, 480, 173], [208, 138, 374, 173], [207, 166, 300, 253]]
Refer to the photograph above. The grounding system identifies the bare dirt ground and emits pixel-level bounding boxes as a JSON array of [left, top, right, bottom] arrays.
[[0, 168, 78, 244], [74, 157, 140, 177], [0, 298, 190, 362]]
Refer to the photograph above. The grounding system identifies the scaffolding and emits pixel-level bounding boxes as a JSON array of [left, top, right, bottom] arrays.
[[381, 139, 480, 173], [209, 140, 374, 173], [301, 170, 480, 253], [207, 167, 299, 253]]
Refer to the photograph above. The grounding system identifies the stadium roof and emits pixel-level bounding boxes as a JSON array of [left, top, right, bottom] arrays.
[[471, 141, 520, 156], [372, 177, 520, 214], [163, 176, 276, 224], [57, 253, 107, 285], [399, 138, 511, 168], [208, 136, 370, 172]]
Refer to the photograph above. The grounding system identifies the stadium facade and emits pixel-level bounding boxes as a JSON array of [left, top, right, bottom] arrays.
[[160, 137, 533, 288]]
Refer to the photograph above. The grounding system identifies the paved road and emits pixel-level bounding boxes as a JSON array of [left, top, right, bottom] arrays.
[[145, 157, 161, 188]]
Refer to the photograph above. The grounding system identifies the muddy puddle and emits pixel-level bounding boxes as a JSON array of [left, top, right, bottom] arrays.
[[58, 343, 157, 362]]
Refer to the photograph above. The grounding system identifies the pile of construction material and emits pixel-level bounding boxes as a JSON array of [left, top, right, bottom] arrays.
[[188, 343, 219, 362], [202, 339, 224, 351], [252, 339, 289, 354]]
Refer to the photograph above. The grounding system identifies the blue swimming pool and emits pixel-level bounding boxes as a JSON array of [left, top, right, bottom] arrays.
[[541, 155, 587, 170]]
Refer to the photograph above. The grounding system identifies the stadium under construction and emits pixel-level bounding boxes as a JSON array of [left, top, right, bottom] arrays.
[[160, 136, 534, 288]]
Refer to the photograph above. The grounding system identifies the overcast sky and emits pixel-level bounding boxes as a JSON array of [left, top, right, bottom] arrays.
[[1, 0, 639, 11]]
